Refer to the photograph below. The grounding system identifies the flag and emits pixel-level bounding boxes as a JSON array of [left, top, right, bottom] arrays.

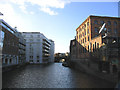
[[99, 23, 106, 34]]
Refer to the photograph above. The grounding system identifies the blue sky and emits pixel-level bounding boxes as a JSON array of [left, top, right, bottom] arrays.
[[0, 0, 119, 53]]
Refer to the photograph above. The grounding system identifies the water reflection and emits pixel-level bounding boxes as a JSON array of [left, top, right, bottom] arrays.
[[2, 63, 115, 88]]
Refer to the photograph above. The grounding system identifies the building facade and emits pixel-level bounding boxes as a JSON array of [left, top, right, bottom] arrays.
[[0, 19, 19, 67], [70, 38, 77, 60], [76, 15, 120, 60], [21, 32, 54, 64], [15, 31, 26, 64]]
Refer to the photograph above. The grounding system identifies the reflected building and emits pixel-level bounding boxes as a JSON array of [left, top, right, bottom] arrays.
[[21, 32, 54, 64]]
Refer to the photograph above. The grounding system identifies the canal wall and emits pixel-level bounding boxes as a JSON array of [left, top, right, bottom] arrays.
[[2, 63, 29, 72], [69, 59, 118, 84]]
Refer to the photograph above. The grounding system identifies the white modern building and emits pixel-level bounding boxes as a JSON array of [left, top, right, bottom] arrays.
[[21, 32, 54, 64]]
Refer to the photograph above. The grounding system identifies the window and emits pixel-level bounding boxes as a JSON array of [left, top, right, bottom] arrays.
[[5, 59, 8, 64], [94, 20, 98, 24], [114, 21, 117, 26], [1, 23, 14, 34], [84, 24, 86, 28], [108, 28, 111, 33], [37, 56, 39, 59], [107, 21, 111, 25], [10, 59, 12, 64], [101, 21, 104, 25], [95, 42, 96, 50], [114, 29, 117, 34], [73, 41, 75, 45], [95, 27, 98, 33], [30, 56, 33, 59], [29, 60, 33, 62], [84, 30, 86, 35], [87, 22, 89, 26], [95, 35, 97, 37], [83, 32, 84, 37], [88, 36, 89, 41], [0, 31, 4, 48], [30, 35, 33, 38], [77, 31, 78, 35], [97, 43, 99, 48], [87, 29, 89, 34], [88, 45, 89, 52], [93, 44, 94, 52], [37, 60, 39, 62], [29, 39, 33, 42], [85, 37, 86, 42], [37, 35, 40, 37], [37, 39, 40, 41]]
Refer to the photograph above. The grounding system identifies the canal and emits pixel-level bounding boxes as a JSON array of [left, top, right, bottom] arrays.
[[2, 63, 116, 88]]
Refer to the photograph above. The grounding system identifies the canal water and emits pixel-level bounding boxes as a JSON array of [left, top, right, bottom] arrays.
[[2, 63, 116, 88]]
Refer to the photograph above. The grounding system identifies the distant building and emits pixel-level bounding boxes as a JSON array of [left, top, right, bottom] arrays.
[[15, 31, 26, 64], [70, 38, 77, 60], [21, 32, 54, 64], [0, 19, 19, 67], [54, 52, 69, 62]]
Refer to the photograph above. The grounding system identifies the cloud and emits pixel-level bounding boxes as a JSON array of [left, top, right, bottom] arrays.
[[40, 7, 58, 15], [9, 0, 71, 15], [30, 11, 34, 15], [0, 3, 26, 31], [19, 5, 28, 14]]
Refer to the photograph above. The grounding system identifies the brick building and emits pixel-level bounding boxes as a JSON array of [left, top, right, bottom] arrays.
[[0, 19, 19, 67], [76, 15, 120, 60]]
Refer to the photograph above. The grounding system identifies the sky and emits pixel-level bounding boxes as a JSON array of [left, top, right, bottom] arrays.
[[0, 0, 119, 53]]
